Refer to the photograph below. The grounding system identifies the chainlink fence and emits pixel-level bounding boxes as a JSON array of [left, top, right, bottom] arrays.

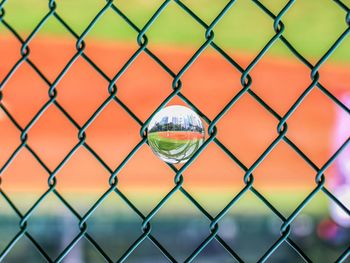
[[0, 0, 349, 262]]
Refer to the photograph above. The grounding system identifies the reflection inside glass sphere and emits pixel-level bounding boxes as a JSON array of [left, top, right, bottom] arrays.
[[147, 105, 205, 164]]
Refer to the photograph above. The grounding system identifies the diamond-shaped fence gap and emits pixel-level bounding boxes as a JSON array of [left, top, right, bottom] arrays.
[[86, 193, 143, 261], [84, 100, 141, 168], [82, 7, 140, 77], [282, 0, 348, 62], [55, 56, 111, 126], [26, 194, 80, 260], [180, 46, 242, 119], [54, 0, 107, 37], [192, 238, 240, 263], [253, 141, 316, 217], [55, 147, 110, 216], [0, 196, 20, 253], [287, 87, 347, 167], [25, 19, 79, 83], [117, 144, 175, 215], [1, 62, 48, 127], [143, 0, 206, 73], [2, 235, 47, 263], [213, 0, 277, 68], [220, 191, 283, 262], [183, 143, 245, 216], [123, 238, 171, 263], [27, 104, 79, 171], [0, 109, 20, 167], [82, 39, 140, 82], [0, 148, 48, 214], [150, 191, 210, 262], [288, 193, 349, 262], [0, 30, 22, 81], [0, 0, 49, 39], [117, 51, 174, 122], [216, 92, 280, 167], [248, 41, 312, 116]]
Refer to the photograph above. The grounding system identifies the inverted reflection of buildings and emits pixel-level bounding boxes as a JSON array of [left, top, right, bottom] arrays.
[[172, 116, 177, 125], [152, 115, 202, 132], [160, 116, 169, 125]]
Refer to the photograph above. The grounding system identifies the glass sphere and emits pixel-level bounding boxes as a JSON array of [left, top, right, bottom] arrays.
[[147, 105, 205, 164]]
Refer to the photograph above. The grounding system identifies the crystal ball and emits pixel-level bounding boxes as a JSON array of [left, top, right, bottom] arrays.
[[147, 105, 205, 164]]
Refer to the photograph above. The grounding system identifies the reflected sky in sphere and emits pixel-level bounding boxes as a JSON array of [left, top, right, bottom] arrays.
[[147, 105, 205, 164]]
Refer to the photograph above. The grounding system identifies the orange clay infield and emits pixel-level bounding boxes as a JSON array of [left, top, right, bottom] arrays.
[[0, 35, 349, 195]]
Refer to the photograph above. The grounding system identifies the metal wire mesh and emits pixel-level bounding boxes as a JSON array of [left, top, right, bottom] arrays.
[[0, 0, 349, 262]]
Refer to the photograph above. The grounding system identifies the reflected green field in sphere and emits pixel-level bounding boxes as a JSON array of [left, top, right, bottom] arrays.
[[147, 106, 205, 164]]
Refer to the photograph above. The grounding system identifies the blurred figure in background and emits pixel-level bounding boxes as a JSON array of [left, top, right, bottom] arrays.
[[318, 92, 350, 244], [330, 92, 350, 228]]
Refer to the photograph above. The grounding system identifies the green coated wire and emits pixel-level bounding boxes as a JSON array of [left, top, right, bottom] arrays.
[[0, 0, 349, 262]]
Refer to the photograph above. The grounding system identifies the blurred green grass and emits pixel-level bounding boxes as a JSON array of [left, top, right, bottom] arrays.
[[1, 0, 349, 62], [4, 190, 329, 216], [148, 132, 193, 151]]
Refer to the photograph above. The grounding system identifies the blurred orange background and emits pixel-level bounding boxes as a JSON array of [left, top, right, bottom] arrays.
[[1, 35, 349, 199]]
